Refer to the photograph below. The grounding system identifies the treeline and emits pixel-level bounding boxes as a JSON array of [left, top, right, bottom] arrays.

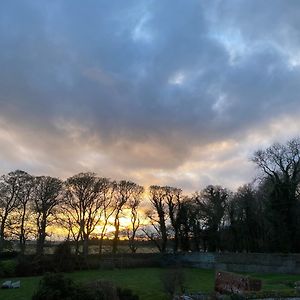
[[0, 138, 300, 255]]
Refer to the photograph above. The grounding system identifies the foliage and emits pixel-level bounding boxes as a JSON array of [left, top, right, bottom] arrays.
[[117, 287, 139, 300], [0, 259, 17, 277], [32, 274, 79, 300], [15, 255, 56, 276], [194, 185, 229, 252], [252, 138, 300, 252], [0, 251, 18, 259], [53, 241, 75, 272]]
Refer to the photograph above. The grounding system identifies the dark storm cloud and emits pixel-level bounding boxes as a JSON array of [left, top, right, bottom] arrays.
[[0, 0, 300, 190]]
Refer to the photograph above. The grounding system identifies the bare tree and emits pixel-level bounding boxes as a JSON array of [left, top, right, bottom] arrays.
[[98, 180, 116, 255], [127, 185, 144, 253], [57, 210, 82, 254], [146, 185, 185, 253], [0, 170, 26, 252], [164, 186, 183, 253], [33, 176, 62, 256], [15, 171, 35, 254], [147, 185, 169, 253], [64, 173, 108, 257], [112, 180, 143, 254]]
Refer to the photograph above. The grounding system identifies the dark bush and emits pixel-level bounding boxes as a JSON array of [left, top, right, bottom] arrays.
[[53, 241, 75, 272], [15, 255, 34, 276], [32, 273, 95, 300], [15, 255, 55, 276], [0, 251, 19, 259], [0, 259, 17, 277], [117, 287, 139, 300], [15, 252, 91, 277]]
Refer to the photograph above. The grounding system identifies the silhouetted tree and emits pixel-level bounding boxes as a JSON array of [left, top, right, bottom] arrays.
[[15, 171, 35, 254], [98, 180, 116, 255], [194, 185, 230, 251], [127, 185, 144, 253], [147, 185, 169, 253], [33, 176, 62, 256], [164, 186, 184, 252], [112, 180, 143, 254], [228, 184, 263, 252], [64, 173, 109, 256], [252, 138, 300, 252], [183, 199, 202, 251], [0, 170, 26, 252], [176, 198, 193, 252]]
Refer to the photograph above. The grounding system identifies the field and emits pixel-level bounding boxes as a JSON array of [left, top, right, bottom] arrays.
[[8, 240, 159, 255], [0, 268, 300, 300]]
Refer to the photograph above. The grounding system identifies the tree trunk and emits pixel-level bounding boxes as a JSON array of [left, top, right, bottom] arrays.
[[19, 205, 26, 254], [0, 235, 4, 253], [112, 218, 120, 254], [0, 217, 7, 253], [36, 216, 47, 256], [83, 235, 89, 257], [99, 237, 104, 255], [173, 230, 179, 253]]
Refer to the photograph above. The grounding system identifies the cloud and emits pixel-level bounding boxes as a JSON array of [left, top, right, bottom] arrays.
[[0, 0, 299, 192]]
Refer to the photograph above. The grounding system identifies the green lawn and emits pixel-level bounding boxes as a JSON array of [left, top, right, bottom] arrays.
[[0, 268, 299, 300], [1, 268, 213, 300], [251, 272, 300, 292]]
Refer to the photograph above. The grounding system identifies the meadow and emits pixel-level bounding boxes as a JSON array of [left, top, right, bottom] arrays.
[[1, 268, 300, 300]]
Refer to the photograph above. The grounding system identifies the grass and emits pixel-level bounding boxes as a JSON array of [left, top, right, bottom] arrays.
[[0, 268, 213, 300], [251, 273, 300, 292], [0, 268, 299, 300]]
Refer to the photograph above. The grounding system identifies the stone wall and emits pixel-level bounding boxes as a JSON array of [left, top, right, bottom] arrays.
[[173, 252, 300, 274]]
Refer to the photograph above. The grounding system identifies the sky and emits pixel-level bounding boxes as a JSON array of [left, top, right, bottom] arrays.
[[0, 0, 300, 193]]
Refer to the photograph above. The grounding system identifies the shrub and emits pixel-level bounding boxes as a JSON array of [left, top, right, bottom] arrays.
[[32, 273, 82, 300], [53, 241, 75, 272], [0, 259, 17, 277], [15, 255, 55, 276], [117, 287, 139, 300], [0, 250, 19, 259], [15, 255, 34, 276]]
